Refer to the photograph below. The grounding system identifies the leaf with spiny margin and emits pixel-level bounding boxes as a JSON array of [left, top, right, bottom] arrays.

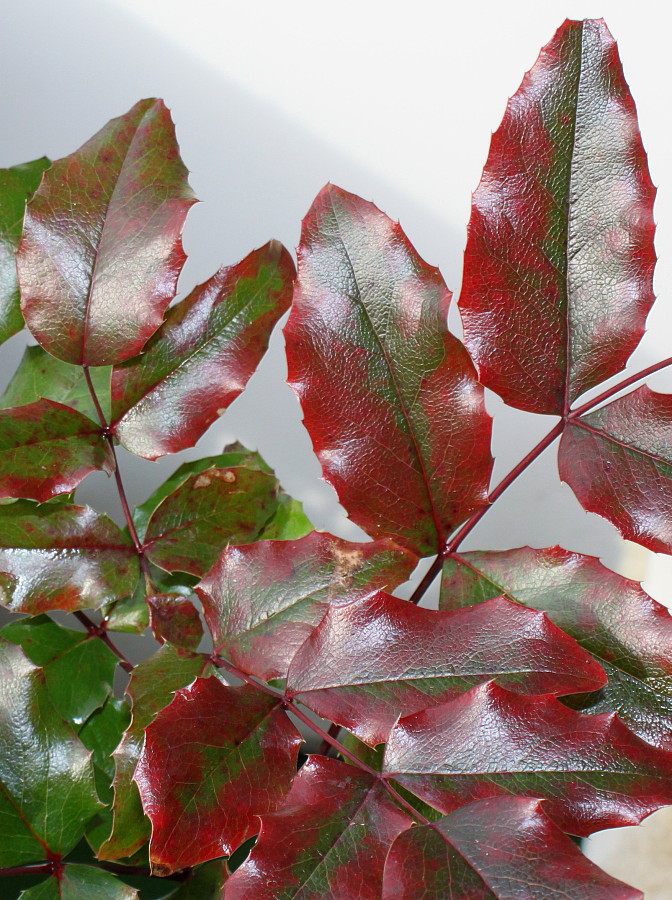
[[111, 241, 294, 459], [0, 641, 100, 865], [286, 591, 605, 746], [459, 19, 656, 415], [102, 581, 149, 634], [18, 865, 138, 899], [196, 532, 416, 681], [223, 756, 412, 900], [0, 400, 113, 502], [1, 615, 117, 725], [135, 677, 302, 874], [17, 99, 196, 366], [384, 681, 672, 836], [382, 796, 642, 900], [147, 594, 203, 649], [442, 546, 672, 751], [560, 386, 672, 554], [143, 464, 279, 576], [285, 184, 492, 556], [0, 157, 50, 344], [97, 644, 210, 861], [0, 502, 139, 613], [0, 345, 111, 421]]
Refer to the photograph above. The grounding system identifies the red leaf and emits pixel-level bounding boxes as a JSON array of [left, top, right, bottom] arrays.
[[147, 594, 203, 650], [224, 756, 412, 900], [287, 592, 605, 745], [285, 184, 492, 556], [384, 681, 672, 836], [382, 796, 642, 899], [196, 532, 416, 681], [17, 99, 196, 366], [111, 241, 294, 459], [135, 677, 301, 874], [459, 19, 656, 414], [560, 386, 672, 553]]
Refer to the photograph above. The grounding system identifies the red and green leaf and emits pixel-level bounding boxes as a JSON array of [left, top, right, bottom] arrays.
[[135, 678, 301, 874], [459, 18, 656, 414], [284, 184, 492, 556], [17, 99, 196, 366], [147, 594, 203, 650], [287, 591, 605, 745], [18, 865, 138, 899]]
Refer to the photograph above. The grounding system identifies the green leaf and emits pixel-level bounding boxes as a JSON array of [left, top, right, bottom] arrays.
[[259, 494, 313, 541], [168, 860, 228, 899], [101, 581, 149, 634], [18, 864, 138, 899], [79, 698, 131, 779], [0, 158, 50, 345]]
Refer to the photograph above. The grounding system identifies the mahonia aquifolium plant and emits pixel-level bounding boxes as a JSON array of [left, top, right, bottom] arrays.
[[0, 17, 670, 899]]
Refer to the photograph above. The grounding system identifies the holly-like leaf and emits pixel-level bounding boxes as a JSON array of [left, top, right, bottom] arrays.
[[135, 677, 302, 874], [197, 532, 416, 681], [0, 157, 50, 344], [286, 592, 605, 746], [0, 502, 139, 613], [384, 681, 672, 836], [224, 756, 412, 900], [98, 644, 210, 861], [102, 582, 149, 634], [18, 865, 138, 899], [17, 99, 196, 366], [0, 345, 111, 421], [0, 400, 113, 502], [259, 494, 313, 541], [285, 184, 492, 556], [560, 386, 672, 554], [382, 796, 642, 900], [1, 615, 117, 725], [0, 641, 100, 865], [442, 546, 672, 751], [143, 464, 279, 576], [459, 19, 656, 415], [111, 241, 294, 459], [147, 594, 203, 649]]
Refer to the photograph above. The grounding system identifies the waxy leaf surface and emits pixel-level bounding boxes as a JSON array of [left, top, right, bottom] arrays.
[[382, 796, 641, 900], [197, 532, 415, 681], [560, 386, 672, 553], [285, 184, 492, 555], [17, 99, 195, 365], [287, 592, 604, 745], [135, 677, 301, 874], [442, 546, 672, 751], [459, 18, 656, 414], [224, 756, 412, 900], [147, 593, 203, 649], [0, 641, 100, 865], [0, 502, 138, 613], [143, 464, 278, 576], [384, 681, 672, 835], [98, 644, 209, 860], [18, 865, 138, 900], [0, 399, 113, 501], [0, 158, 49, 343], [111, 241, 294, 458]]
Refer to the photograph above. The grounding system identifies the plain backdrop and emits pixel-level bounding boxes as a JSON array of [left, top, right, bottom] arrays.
[[2, 0, 672, 890]]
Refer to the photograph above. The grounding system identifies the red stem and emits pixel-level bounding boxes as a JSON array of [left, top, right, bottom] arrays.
[[570, 355, 672, 418], [0, 859, 189, 880], [73, 610, 134, 674]]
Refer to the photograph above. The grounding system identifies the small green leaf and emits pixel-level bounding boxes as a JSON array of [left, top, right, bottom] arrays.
[[168, 860, 228, 899], [259, 494, 313, 541], [18, 864, 138, 899], [102, 581, 149, 634], [147, 594, 203, 650]]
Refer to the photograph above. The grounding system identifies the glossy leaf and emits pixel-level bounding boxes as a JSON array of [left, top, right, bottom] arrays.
[[287, 592, 605, 745], [0, 157, 50, 344], [147, 593, 203, 649], [102, 582, 149, 634], [197, 532, 416, 681], [259, 493, 313, 541], [135, 677, 302, 874], [459, 18, 656, 414], [111, 241, 294, 459], [285, 184, 492, 556], [0, 399, 113, 501], [143, 464, 279, 576], [1, 614, 117, 724], [0, 641, 100, 865], [18, 865, 138, 899], [224, 756, 412, 900], [0, 502, 139, 613], [384, 681, 672, 836], [169, 860, 228, 899], [0, 345, 111, 421], [442, 546, 672, 751], [98, 644, 210, 861], [382, 796, 642, 900], [17, 99, 196, 366], [560, 386, 672, 554]]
